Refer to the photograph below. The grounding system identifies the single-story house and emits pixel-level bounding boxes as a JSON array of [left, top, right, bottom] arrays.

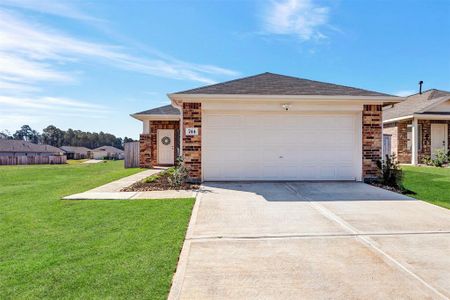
[[91, 146, 124, 160], [60, 146, 91, 160], [132, 72, 400, 182], [383, 89, 450, 164], [0, 140, 66, 165]]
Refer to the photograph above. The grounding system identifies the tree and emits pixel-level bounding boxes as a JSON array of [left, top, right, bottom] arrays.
[[0, 130, 12, 140], [42, 125, 64, 147], [13, 125, 41, 143]]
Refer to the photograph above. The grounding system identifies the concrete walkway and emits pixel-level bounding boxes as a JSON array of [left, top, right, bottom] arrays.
[[63, 169, 196, 200], [82, 159, 104, 164], [169, 182, 450, 299]]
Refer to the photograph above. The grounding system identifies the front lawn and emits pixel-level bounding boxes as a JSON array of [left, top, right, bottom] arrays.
[[0, 161, 194, 299], [402, 165, 450, 209]]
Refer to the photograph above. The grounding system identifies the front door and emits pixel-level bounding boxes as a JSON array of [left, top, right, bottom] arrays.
[[431, 124, 448, 157], [157, 129, 175, 165]]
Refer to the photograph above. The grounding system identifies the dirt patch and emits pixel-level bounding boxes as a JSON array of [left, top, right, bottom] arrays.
[[121, 171, 199, 192]]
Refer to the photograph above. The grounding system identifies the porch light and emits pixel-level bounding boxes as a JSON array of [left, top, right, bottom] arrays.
[[282, 104, 291, 111]]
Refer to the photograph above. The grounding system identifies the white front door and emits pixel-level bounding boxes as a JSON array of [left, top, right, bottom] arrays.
[[157, 129, 175, 165], [431, 124, 448, 157]]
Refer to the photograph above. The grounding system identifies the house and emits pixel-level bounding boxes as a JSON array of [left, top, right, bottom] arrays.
[[60, 146, 91, 160], [383, 89, 450, 164], [132, 72, 400, 182], [0, 140, 66, 165], [91, 146, 124, 160]]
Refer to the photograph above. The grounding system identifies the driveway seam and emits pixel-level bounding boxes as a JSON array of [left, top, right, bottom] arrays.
[[284, 182, 449, 300]]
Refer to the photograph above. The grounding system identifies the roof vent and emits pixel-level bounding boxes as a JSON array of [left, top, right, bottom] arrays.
[[419, 80, 423, 94]]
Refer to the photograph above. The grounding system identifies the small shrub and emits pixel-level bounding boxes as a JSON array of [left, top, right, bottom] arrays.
[[167, 157, 189, 188], [376, 154, 403, 189], [421, 156, 432, 166], [431, 148, 448, 167]]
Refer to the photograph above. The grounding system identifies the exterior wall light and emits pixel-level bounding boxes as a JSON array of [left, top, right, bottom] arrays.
[[282, 104, 291, 111]]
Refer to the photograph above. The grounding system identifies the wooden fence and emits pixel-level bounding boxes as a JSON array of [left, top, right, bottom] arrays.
[[124, 141, 139, 168], [0, 155, 67, 165]]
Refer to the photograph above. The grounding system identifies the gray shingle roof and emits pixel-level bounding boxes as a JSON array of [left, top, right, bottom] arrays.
[[0, 140, 62, 153], [93, 146, 124, 154], [60, 146, 91, 154], [173, 72, 394, 97], [384, 89, 450, 121], [133, 104, 180, 115]]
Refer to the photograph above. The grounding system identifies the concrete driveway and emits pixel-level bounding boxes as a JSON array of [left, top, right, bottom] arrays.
[[169, 182, 450, 299]]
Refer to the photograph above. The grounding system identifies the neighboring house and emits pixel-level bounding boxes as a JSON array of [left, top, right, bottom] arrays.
[[383, 89, 450, 164], [60, 146, 91, 160], [0, 140, 66, 165], [132, 72, 400, 182], [91, 146, 124, 160]]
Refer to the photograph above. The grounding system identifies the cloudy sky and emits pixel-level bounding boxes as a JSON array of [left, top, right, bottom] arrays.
[[0, 0, 449, 138]]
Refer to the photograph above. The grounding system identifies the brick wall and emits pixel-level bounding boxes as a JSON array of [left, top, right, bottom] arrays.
[[139, 120, 179, 168], [182, 103, 202, 183], [139, 133, 151, 168], [397, 120, 411, 163], [418, 120, 431, 162], [362, 104, 382, 180]]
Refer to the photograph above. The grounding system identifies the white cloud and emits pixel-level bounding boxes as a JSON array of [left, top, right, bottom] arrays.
[[0, 95, 107, 112], [394, 90, 416, 97], [264, 0, 330, 40], [0, 7, 238, 90]]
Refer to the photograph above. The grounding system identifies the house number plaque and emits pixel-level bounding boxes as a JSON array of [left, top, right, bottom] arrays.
[[185, 128, 198, 136]]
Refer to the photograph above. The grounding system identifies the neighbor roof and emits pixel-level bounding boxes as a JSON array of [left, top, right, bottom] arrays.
[[60, 146, 91, 154], [384, 89, 450, 121], [93, 146, 124, 153], [0, 140, 62, 153], [133, 104, 180, 116], [172, 72, 394, 97]]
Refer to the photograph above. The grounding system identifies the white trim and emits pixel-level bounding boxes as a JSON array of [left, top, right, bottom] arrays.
[[411, 118, 419, 165], [130, 114, 180, 121], [383, 115, 414, 123], [414, 114, 450, 120], [171, 100, 184, 157], [168, 93, 401, 103]]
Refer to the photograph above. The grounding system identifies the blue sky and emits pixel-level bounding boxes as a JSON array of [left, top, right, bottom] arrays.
[[0, 0, 449, 138]]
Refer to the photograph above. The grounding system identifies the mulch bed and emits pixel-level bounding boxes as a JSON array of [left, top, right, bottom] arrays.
[[121, 172, 199, 192], [369, 182, 415, 195]]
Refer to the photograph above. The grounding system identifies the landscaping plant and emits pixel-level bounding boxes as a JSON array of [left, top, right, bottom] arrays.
[[430, 148, 449, 167], [168, 156, 189, 188], [376, 154, 404, 189]]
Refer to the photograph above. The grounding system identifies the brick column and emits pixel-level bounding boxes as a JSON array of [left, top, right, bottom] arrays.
[[362, 104, 382, 181], [139, 133, 151, 168], [419, 120, 431, 162], [182, 103, 202, 183], [397, 120, 411, 163]]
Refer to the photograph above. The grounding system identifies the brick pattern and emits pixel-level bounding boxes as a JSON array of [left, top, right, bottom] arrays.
[[362, 105, 382, 180], [139, 133, 151, 168], [418, 120, 431, 162], [182, 103, 202, 182], [397, 120, 412, 163], [139, 120, 179, 168]]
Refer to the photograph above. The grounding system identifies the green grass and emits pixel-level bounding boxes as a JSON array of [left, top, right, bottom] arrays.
[[0, 161, 194, 299], [402, 165, 450, 209], [66, 159, 90, 165]]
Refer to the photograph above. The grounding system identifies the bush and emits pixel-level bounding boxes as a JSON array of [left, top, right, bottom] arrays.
[[167, 157, 189, 188], [376, 154, 404, 189], [430, 148, 449, 167]]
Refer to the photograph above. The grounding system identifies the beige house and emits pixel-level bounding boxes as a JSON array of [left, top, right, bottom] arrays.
[[383, 89, 450, 164], [132, 72, 400, 183]]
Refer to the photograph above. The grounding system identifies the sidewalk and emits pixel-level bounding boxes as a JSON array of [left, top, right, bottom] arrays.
[[63, 169, 197, 200]]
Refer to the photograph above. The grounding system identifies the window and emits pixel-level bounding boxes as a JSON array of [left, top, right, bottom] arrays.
[[407, 124, 422, 151]]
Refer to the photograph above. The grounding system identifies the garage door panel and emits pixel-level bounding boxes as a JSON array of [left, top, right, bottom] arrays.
[[203, 112, 359, 181]]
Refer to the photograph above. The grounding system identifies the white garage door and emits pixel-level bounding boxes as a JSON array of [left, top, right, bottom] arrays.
[[203, 112, 361, 181]]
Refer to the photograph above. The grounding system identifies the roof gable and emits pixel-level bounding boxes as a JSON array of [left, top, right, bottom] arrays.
[[173, 72, 393, 97], [384, 89, 450, 121]]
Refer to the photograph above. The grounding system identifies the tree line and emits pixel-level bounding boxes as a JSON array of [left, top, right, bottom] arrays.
[[0, 125, 135, 150]]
